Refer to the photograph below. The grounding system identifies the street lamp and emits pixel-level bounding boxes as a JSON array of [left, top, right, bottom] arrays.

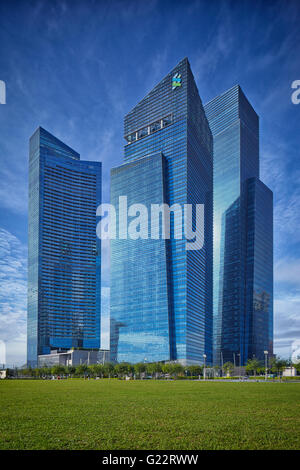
[[203, 354, 207, 380], [264, 350, 268, 381], [221, 351, 224, 377], [237, 353, 241, 381]]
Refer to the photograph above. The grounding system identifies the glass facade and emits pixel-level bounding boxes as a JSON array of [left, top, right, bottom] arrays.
[[245, 177, 273, 361], [110, 58, 213, 365], [110, 154, 170, 363], [204, 85, 273, 366], [27, 127, 101, 367]]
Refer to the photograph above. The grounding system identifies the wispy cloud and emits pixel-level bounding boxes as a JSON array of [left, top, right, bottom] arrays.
[[0, 166, 27, 215], [274, 295, 300, 358], [0, 229, 27, 366], [275, 258, 300, 286]]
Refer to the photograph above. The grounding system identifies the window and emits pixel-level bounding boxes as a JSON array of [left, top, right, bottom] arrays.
[[162, 116, 172, 127], [127, 133, 137, 143], [150, 121, 161, 133], [138, 127, 148, 139], [125, 115, 172, 144]]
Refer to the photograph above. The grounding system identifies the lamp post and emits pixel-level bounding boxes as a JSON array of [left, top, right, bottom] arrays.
[[221, 351, 224, 377], [264, 350, 268, 381], [203, 354, 207, 380], [237, 353, 241, 381]]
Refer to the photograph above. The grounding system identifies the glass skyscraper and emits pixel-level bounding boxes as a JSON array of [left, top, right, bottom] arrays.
[[110, 58, 213, 365], [27, 127, 101, 367], [204, 85, 273, 366]]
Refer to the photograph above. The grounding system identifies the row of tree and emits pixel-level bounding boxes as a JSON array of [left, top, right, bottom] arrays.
[[8, 362, 204, 379], [6, 357, 299, 379], [223, 357, 299, 377]]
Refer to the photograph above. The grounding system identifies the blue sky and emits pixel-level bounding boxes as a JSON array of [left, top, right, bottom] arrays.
[[0, 0, 299, 365]]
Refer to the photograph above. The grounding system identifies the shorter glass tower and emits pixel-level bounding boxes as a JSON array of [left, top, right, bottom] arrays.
[[110, 154, 171, 363], [205, 85, 273, 366], [27, 127, 101, 367], [245, 177, 273, 360]]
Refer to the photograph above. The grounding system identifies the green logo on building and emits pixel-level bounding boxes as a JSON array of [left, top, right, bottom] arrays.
[[172, 73, 182, 90]]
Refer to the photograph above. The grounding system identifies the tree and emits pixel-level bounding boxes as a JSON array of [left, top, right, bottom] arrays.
[[293, 362, 300, 375], [187, 365, 202, 377], [66, 365, 76, 377], [170, 363, 184, 378], [271, 357, 289, 381], [41, 367, 51, 378], [96, 364, 104, 377], [88, 364, 103, 378], [134, 363, 146, 378], [146, 363, 155, 378], [23, 367, 34, 377], [51, 365, 66, 377], [103, 362, 115, 378], [257, 365, 265, 376], [36, 367, 48, 378], [223, 362, 234, 377], [146, 362, 162, 378], [75, 364, 88, 377], [154, 362, 163, 378], [115, 362, 131, 378], [31, 368, 40, 378], [88, 364, 97, 378], [161, 363, 172, 376], [246, 358, 262, 377]]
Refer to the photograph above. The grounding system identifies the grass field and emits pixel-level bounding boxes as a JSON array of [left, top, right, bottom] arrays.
[[0, 379, 299, 450]]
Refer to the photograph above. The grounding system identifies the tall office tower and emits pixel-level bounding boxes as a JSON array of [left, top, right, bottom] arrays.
[[204, 85, 273, 366], [27, 127, 101, 367], [110, 58, 213, 365]]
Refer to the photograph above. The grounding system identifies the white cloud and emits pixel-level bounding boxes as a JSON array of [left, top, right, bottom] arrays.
[[193, 6, 234, 88], [0, 166, 27, 215], [275, 258, 300, 286], [0, 228, 27, 366], [274, 295, 300, 359], [291, 339, 300, 363]]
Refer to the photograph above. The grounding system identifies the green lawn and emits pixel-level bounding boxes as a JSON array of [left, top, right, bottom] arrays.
[[0, 379, 299, 450]]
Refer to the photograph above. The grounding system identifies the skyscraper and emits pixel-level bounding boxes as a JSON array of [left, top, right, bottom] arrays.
[[110, 58, 213, 365], [204, 85, 273, 366], [27, 127, 101, 367]]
